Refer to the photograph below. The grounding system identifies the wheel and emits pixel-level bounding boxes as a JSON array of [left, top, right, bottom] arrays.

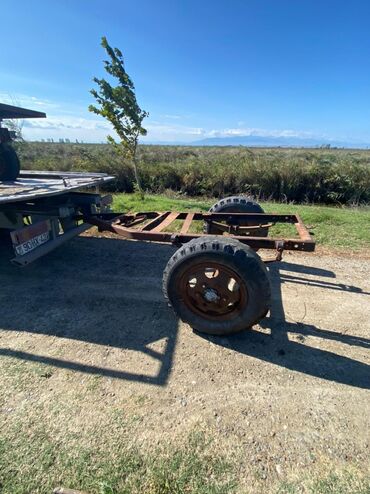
[[204, 195, 268, 237], [163, 236, 271, 336], [0, 143, 20, 181]]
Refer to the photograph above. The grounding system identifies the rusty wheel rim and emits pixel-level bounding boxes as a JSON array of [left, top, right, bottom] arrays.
[[179, 261, 248, 321]]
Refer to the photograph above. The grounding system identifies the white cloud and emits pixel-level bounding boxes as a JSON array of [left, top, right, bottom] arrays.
[[207, 127, 317, 139], [23, 116, 111, 131], [1, 92, 322, 143], [21, 116, 319, 143], [0, 92, 59, 110], [143, 122, 206, 141]]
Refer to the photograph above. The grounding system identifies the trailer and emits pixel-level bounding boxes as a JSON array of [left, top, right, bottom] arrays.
[[86, 196, 315, 335], [0, 170, 114, 266], [1, 185, 314, 335], [0, 103, 315, 336], [0, 103, 116, 264]]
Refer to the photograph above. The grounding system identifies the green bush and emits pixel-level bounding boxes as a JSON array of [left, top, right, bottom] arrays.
[[15, 142, 370, 205]]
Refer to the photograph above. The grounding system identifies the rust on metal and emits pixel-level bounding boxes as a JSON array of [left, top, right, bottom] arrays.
[[151, 211, 180, 232], [140, 211, 170, 231], [10, 219, 51, 244], [122, 214, 148, 228], [87, 211, 315, 253], [111, 213, 135, 224], [209, 220, 273, 235], [180, 212, 195, 234], [180, 262, 247, 320], [294, 214, 313, 242]]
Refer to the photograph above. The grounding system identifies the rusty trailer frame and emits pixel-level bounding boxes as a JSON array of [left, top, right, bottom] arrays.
[[87, 208, 315, 334], [87, 210, 315, 258]]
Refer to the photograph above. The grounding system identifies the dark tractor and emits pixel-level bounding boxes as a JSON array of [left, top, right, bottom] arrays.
[[0, 103, 46, 181]]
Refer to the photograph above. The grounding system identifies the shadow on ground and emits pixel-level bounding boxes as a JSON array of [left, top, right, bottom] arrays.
[[203, 261, 370, 389], [0, 235, 369, 388], [0, 236, 179, 385]]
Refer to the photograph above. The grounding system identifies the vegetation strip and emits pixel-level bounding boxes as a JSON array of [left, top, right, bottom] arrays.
[[15, 143, 370, 205]]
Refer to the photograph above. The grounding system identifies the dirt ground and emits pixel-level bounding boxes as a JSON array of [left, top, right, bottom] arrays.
[[0, 232, 369, 490]]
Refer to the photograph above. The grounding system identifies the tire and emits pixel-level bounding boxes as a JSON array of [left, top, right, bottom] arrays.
[[0, 143, 20, 181], [204, 195, 268, 237], [163, 236, 271, 336]]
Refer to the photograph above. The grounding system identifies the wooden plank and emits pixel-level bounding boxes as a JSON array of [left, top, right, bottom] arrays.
[[151, 212, 180, 232], [180, 212, 195, 234]]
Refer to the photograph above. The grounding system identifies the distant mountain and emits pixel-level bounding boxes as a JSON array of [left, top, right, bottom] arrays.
[[189, 135, 370, 148]]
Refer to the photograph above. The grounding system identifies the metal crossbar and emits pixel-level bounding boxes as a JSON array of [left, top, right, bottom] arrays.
[[87, 211, 315, 253]]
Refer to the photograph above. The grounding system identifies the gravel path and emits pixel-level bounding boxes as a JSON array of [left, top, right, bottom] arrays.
[[0, 234, 369, 487]]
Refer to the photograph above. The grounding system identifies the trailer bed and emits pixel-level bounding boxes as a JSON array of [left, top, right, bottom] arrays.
[[0, 170, 114, 204], [89, 209, 315, 257]]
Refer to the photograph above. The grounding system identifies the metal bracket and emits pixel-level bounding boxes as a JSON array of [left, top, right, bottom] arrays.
[[275, 240, 284, 261], [170, 234, 182, 247]]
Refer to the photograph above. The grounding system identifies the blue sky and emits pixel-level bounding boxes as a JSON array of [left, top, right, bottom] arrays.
[[1, 0, 370, 143]]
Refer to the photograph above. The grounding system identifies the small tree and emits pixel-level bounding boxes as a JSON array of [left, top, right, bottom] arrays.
[[89, 36, 148, 196], [3, 118, 24, 141]]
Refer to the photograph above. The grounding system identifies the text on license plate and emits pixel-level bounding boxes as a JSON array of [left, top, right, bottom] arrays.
[[14, 231, 50, 256]]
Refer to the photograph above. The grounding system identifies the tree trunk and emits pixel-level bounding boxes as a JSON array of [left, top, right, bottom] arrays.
[[132, 149, 144, 199]]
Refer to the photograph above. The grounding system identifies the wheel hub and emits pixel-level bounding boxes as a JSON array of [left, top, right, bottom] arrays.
[[180, 261, 248, 321], [203, 287, 219, 303]]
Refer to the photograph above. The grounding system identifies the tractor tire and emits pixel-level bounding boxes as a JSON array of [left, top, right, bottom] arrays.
[[0, 143, 20, 181], [204, 195, 268, 237], [163, 236, 271, 336]]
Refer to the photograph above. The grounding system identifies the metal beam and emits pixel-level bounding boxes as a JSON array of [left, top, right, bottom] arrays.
[[180, 212, 195, 234], [0, 103, 46, 120], [151, 212, 180, 232]]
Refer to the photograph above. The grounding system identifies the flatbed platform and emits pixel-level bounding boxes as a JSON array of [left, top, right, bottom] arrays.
[[0, 170, 114, 204]]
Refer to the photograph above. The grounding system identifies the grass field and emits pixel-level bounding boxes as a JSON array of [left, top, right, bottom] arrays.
[[1, 400, 368, 494], [113, 193, 370, 251], [16, 142, 370, 205], [0, 421, 235, 494]]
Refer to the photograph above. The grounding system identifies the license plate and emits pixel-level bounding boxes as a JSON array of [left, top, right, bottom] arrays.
[[11, 220, 51, 256]]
